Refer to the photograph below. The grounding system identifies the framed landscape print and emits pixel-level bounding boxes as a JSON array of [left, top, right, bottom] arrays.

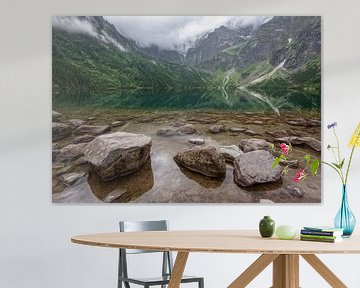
[[52, 16, 321, 203]]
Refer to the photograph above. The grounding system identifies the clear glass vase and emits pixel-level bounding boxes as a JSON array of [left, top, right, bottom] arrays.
[[334, 185, 356, 237]]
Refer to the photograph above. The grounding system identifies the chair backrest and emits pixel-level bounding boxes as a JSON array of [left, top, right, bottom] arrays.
[[118, 220, 174, 282], [119, 220, 169, 254]]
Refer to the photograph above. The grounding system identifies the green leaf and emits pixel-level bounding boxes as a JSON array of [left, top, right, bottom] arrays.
[[272, 157, 282, 169], [304, 154, 311, 164], [339, 159, 345, 169], [269, 143, 275, 150], [310, 159, 320, 176]]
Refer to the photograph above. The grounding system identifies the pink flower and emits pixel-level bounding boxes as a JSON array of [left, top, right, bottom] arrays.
[[279, 143, 290, 155], [293, 169, 306, 183]]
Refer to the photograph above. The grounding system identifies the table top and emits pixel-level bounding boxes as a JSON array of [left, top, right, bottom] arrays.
[[71, 230, 360, 254]]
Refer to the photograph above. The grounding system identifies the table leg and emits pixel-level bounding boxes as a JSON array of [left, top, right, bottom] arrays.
[[228, 254, 279, 288], [301, 254, 347, 288], [272, 254, 299, 288], [168, 252, 189, 288]]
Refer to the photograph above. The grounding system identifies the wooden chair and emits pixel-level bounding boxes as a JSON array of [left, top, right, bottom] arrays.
[[118, 220, 204, 288]]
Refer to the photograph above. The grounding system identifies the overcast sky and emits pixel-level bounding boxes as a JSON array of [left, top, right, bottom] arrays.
[[105, 16, 272, 51]]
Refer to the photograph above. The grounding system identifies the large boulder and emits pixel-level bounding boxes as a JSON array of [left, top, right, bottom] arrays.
[[75, 125, 111, 135], [84, 132, 151, 181], [174, 147, 226, 178], [238, 138, 271, 153], [234, 150, 282, 187], [276, 136, 321, 152], [52, 122, 74, 141]]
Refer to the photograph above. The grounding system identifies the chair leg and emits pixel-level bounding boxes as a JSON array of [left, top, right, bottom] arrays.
[[198, 278, 204, 288]]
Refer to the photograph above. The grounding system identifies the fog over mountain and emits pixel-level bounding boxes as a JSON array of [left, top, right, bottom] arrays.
[[105, 16, 272, 52]]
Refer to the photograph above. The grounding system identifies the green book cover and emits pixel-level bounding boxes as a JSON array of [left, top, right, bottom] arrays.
[[300, 234, 339, 240]]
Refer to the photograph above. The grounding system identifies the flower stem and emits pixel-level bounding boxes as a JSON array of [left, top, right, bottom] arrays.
[[345, 145, 356, 185], [333, 128, 345, 180], [321, 161, 344, 184]]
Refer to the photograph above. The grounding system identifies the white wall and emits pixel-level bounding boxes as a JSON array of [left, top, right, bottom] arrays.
[[1, 0, 360, 287]]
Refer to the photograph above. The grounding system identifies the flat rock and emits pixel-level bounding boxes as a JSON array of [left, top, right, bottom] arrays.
[[52, 111, 62, 121], [65, 119, 85, 127], [189, 138, 205, 145], [250, 120, 263, 125], [243, 129, 261, 136], [52, 122, 74, 141], [276, 136, 321, 152], [239, 138, 271, 153], [60, 172, 87, 186], [209, 125, 225, 134], [55, 143, 89, 162], [285, 185, 305, 198], [75, 125, 111, 135], [178, 124, 196, 134], [259, 199, 275, 204], [103, 189, 127, 203], [234, 150, 282, 187], [174, 147, 226, 178], [111, 121, 124, 127], [157, 128, 180, 137], [280, 159, 299, 168], [287, 118, 321, 127], [266, 129, 301, 138], [219, 145, 243, 162], [84, 132, 151, 181], [229, 127, 247, 133], [73, 134, 96, 144]]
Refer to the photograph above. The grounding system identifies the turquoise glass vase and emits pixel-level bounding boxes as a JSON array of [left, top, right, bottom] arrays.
[[334, 185, 356, 237]]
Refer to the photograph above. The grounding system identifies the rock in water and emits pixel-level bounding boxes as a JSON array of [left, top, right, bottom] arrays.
[[84, 132, 152, 181], [52, 111, 63, 121], [234, 150, 282, 187], [285, 185, 305, 198], [209, 125, 225, 134], [157, 128, 180, 137], [276, 136, 321, 152], [65, 119, 85, 127], [52, 122, 74, 141], [229, 127, 247, 133], [238, 138, 271, 153], [178, 124, 196, 134], [75, 125, 111, 135], [243, 129, 261, 136], [103, 189, 127, 203], [189, 138, 205, 145], [60, 172, 87, 186], [73, 134, 96, 144], [55, 143, 89, 162], [174, 147, 226, 178], [219, 145, 243, 162]]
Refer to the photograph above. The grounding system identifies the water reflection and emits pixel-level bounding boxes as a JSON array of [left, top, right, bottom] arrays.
[[88, 159, 154, 202]]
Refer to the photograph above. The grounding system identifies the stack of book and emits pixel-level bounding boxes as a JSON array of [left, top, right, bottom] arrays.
[[300, 226, 344, 243]]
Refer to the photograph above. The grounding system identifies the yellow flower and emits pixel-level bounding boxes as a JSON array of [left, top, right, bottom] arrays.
[[349, 122, 360, 147]]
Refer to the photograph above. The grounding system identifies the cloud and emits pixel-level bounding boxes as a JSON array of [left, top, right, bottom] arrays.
[[52, 16, 97, 37], [105, 16, 271, 52], [52, 16, 126, 51]]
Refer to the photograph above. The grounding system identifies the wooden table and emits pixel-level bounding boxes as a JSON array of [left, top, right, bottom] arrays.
[[72, 230, 360, 288]]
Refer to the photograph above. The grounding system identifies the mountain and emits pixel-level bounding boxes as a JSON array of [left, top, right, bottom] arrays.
[[186, 25, 248, 69], [141, 45, 185, 64], [234, 16, 321, 69], [52, 16, 321, 98], [52, 16, 209, 94]]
